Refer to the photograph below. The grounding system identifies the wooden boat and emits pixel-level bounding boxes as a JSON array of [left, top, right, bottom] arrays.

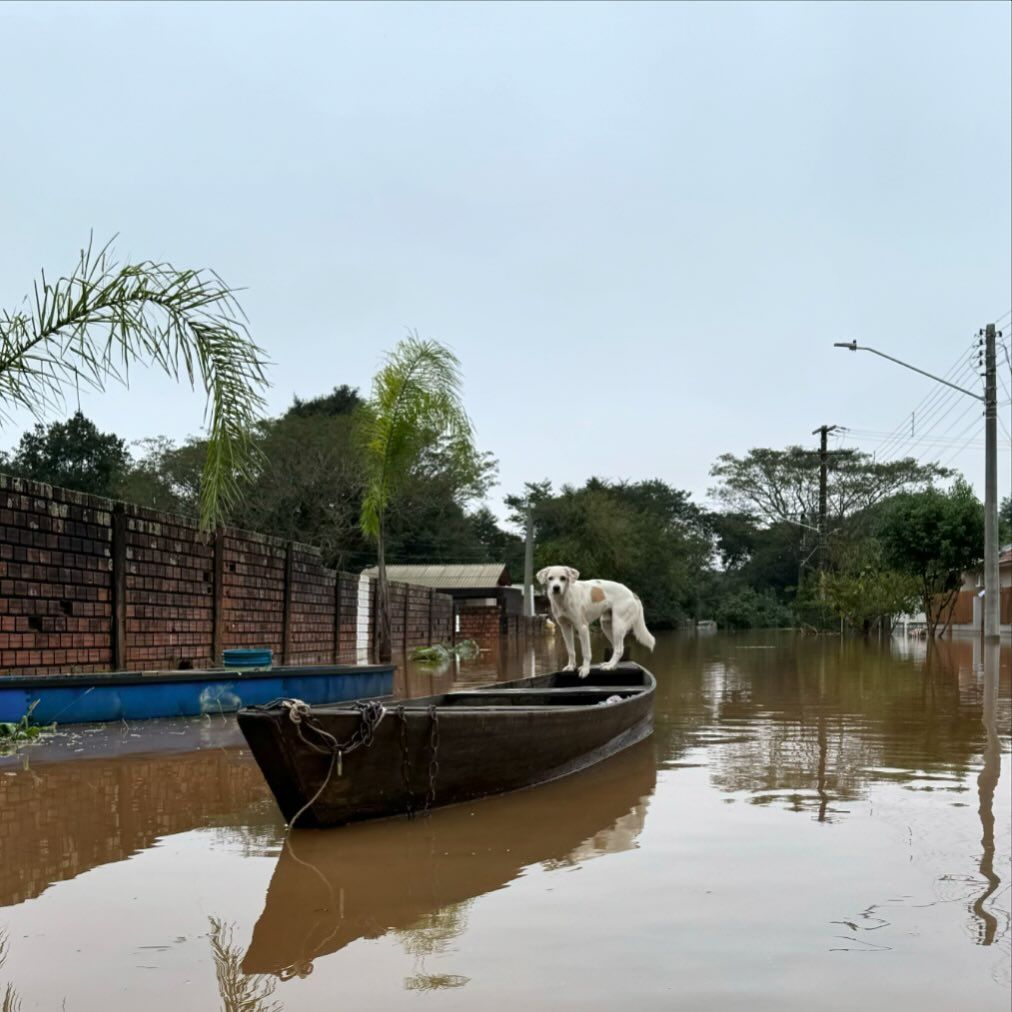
[[237, 662, 655, 828], [0, 663, 394, 725], [242, 739, 656, 978]]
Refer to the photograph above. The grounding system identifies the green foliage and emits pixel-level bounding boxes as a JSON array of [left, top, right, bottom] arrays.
[[410, 639, 480, 664], [359, 336, 480, 542], [710, 446, 947, 526], [358, 336, 481, 658], [879, 479, 984, 636], [512, 478, 709, 628], [821, 540, 920, 633], [712, 586, 795, 630], [0, 237, 268, 530], [707, 445, 949, 631], [0, 701, 53, 751], [709, 512, 803, 600], [1001, 496, 1011, 544], [116, 435, 207, 515], [284, 384, 362, 419], [0, 411, 128, 497], [468, 506, 525, 577]]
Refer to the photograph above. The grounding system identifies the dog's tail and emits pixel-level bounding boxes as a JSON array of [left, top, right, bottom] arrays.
[[632, 598, 656, 651]]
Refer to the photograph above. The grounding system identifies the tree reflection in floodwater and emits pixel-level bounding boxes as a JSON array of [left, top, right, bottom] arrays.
[[395, 901, 473, 993], [209, 918, 282, 1012]]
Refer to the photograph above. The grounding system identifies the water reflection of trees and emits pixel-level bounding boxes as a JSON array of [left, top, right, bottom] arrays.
[[395, 902, 473, 993], [650, 637, 1010, 826], [209, 918, 283, 1012], [1, 931, 23, 1012]]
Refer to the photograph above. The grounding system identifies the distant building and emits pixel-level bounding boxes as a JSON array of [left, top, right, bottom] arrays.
[[899, 546, 1012, 637], [359, 563, 539, 647], [947, 546, 1012, 637]]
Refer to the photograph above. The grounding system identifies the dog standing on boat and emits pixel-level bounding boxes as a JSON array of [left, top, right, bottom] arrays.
[[536, 566, 655, 678]]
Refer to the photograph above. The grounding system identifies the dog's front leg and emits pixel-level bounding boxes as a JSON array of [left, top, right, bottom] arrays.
[[577, 624, 592, 678], [559, 620, 577, 671]]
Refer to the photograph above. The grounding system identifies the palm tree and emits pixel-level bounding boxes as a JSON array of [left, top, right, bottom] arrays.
[[359, 336, 474, 661], [0, 236, 268, 530]]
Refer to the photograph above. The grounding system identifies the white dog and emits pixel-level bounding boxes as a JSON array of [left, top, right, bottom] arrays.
[[537, 566, 655, 678]]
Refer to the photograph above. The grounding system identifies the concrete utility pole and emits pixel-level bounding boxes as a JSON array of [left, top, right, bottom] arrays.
[[523, 505, 535, 618], [835, 328, 1001, 641], [983, 324, 1000, 641], [812, 423, 840, 572]]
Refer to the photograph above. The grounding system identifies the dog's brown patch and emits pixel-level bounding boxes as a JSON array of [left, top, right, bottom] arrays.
[[590, 586, 606, 603]]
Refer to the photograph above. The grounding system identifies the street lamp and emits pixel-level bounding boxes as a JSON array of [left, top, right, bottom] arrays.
[[834, 329, 1000, 641]]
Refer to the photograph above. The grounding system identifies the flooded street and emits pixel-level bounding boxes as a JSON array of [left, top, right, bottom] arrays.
[[1, 632, 1009, 1011]]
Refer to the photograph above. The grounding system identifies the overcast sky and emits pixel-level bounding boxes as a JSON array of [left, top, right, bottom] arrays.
[[2, 1, 1010, 526]]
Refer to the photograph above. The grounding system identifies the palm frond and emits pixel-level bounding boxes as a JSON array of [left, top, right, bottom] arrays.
[[0, 236, 269, 530], [359, 335, 472, 539]]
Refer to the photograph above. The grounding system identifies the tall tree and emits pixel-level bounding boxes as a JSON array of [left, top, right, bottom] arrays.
[[0, 237, 267, 530], [508, 478, 710, 627], [709, 447, 946, 528], [0, 411, 129, 498], [359, 337, 479, 661], [878, 480, 984, 638], [284, 384, 362, 419]]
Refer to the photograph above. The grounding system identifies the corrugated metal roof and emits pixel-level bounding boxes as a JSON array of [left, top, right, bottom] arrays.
[[359, 563, 510, 589]]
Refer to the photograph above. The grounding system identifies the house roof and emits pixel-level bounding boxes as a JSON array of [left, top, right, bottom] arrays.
[[360, 563, 511, 589]]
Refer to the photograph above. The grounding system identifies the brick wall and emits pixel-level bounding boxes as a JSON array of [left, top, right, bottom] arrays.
[[0, 480, 112, 674], [457, 606, 502, 646], [457, 604, 545, 649], [123, 504, 215, 669], [0, 474, 453, 677]]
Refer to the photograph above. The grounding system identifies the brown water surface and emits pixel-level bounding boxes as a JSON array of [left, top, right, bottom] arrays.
[[0, 632, 1009, 1010]]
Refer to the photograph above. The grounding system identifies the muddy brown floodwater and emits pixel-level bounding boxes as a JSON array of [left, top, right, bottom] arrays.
[[0, 633, 1009, 1011]]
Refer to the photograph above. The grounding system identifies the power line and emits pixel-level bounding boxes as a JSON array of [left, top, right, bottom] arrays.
[[873, 341, 978, 460], [878, 357, 980, 462], [939, 413, 988, 470], [837, 427, 1009, 451]]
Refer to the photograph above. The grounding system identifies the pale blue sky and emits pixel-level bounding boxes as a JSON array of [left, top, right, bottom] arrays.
[[1, 1, 1010, 525]]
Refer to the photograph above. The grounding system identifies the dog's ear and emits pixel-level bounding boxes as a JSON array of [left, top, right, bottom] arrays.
[[566, 567, 580, 582], [536, 567, 551, 585]]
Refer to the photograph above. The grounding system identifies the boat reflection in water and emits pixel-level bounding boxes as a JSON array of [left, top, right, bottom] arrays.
[[242, 738, 657, 980]]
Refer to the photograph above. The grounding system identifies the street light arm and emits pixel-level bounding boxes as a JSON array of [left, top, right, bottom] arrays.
[[834, 342, 983, 401]]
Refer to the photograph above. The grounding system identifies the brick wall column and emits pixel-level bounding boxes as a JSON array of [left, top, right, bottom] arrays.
[[281, 540, 294, 665], [111, 503, 127, 671], [211, 529, 225, 666]]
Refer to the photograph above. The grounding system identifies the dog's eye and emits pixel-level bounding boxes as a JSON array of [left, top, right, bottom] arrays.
[[560, 577, 566, 582]]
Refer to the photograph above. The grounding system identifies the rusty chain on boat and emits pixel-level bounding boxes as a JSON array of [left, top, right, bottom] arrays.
[[396, 706, 415, 818], [250, 698, 388, 827], [396, 704, 441, 818], [424, 705, 440, 813]]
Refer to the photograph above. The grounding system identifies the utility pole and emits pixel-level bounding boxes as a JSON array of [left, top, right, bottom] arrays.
[[523, 505, 534, 618], [811, 424, 839, 573], [835, 328, 1001, 641], [983, 324, 999, 641]]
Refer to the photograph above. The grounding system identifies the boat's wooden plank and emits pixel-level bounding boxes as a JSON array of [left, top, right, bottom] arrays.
[[451, 687, 639, 695]]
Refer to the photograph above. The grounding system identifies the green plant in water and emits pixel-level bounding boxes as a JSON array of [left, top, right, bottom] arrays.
[[0, 701, 53, 750], [410, 639, 481, 664]]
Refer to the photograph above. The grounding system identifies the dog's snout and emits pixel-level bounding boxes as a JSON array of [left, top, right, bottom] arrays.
[[551, 585, 562, 594]]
